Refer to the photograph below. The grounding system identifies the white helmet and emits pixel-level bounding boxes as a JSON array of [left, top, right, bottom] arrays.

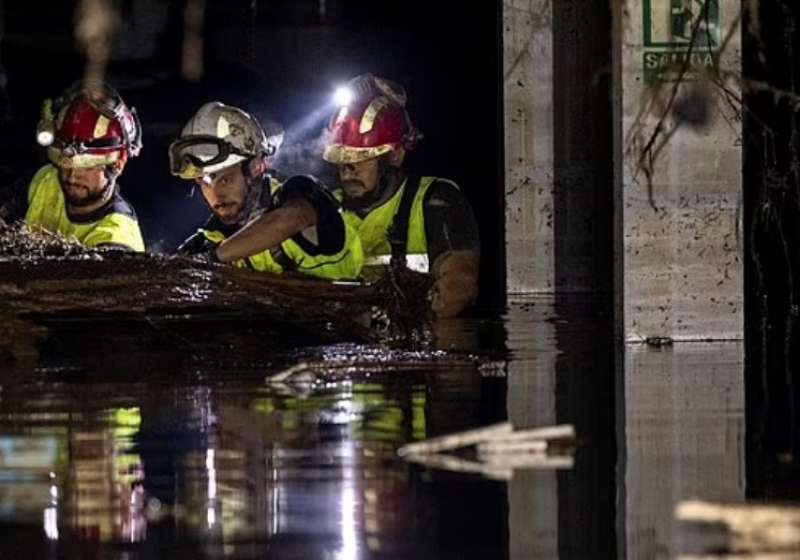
[[169, 101, 284, 179]]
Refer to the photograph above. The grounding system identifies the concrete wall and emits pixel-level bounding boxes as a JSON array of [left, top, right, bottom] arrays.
[[613, 0, 744, 341]]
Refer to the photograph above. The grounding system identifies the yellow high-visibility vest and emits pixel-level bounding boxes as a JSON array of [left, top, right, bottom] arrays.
[[25, 164, 145, 252], [337, 176, 454, 274], [200, 179, 364, 280]]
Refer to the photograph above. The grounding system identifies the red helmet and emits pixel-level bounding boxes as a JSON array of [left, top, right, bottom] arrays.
[[323, 75, 421, 165], [41, 81, 142, 169]]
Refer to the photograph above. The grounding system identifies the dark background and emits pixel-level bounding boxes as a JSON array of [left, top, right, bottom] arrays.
[[0, 0, 505, 307], [743, 0, 800, 500]]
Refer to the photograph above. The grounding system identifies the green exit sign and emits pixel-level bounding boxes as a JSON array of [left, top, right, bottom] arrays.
[[644, 0, 720, 48], [643, 0, 721, 83]]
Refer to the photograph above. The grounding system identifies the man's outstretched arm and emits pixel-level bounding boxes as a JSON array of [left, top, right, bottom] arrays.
[[215, 196, 317, 263]]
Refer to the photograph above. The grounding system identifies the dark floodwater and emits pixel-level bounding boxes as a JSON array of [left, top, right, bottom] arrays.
[[0, 296, 756, 558]]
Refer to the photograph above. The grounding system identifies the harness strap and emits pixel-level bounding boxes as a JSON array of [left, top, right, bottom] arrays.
[[387, 175, 420, 266]]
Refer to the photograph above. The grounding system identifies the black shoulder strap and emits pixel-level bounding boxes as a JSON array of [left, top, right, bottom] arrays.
[[387, 175, 420, 265]]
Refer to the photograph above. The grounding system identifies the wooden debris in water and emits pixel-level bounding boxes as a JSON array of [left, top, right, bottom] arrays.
[[676, 500, 800, 557], [397, 422, 575, 457], [477, 440, 548, 456], [265, 352, 489, 385], [397, 422, 576, 479], [397, 422, 512, 457], [402, 453, 513, 481], [492, 424, 575, 444], [480, 453, 574, 470], [0, 224, 434, 349]]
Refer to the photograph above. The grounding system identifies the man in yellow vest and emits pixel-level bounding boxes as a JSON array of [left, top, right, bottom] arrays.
[[170, 102, 363, 280], [323, 74, 480, 317], [0, 81, 145, 251]]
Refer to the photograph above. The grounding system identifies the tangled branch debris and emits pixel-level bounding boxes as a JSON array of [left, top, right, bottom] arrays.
[[0, 224, 434, 349]]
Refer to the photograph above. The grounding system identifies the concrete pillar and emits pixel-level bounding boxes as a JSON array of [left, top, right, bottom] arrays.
[[503, 0, 614, 295], [503, 0, 555, 293], [613, 0, 744, 341], [619, 343, 745, 559]]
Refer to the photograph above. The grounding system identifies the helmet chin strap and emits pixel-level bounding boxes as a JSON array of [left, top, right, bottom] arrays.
[[97, 165, 120, 200], [233, 159, 270, 224], [103, 164, 119, 187]]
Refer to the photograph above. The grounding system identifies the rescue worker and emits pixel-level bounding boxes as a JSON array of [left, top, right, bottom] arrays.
[[323, 74, 480, 318], [170, 102, 363, 280], [0, 80, 145, 251]]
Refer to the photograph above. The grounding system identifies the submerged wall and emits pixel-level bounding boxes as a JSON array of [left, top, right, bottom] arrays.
[[504, 0, 743, 342]]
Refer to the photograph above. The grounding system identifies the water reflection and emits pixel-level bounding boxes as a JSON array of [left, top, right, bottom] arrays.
[[504, 295, 618, 560], [0, 408, 147, 547], [0, 296, 754, 559], [0, 334, 506, 558], [621, 343, 745, 558]]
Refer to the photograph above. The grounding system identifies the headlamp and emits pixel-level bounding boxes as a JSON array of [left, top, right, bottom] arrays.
[[333, 85, 354, 107], [36, 99, 55, 147], [37, 130, 54, 147]]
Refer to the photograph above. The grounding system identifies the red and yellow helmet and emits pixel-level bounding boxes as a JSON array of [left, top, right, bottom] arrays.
[[39, 81, 142, 169], [323, 75, 421, 165]]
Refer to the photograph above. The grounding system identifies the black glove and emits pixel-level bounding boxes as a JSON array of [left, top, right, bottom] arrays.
[[177, 230, 220, 263]]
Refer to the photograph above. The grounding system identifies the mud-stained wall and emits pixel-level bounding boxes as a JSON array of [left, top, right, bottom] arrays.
[[613, 0, 743, 341], [503, 0, 614, 295], [504, 0, 555, 293]]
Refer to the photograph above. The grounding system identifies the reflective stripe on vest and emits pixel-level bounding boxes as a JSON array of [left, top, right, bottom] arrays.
[[25, 164, 145, 252], [201, 179, 364, 280], [364, 254, 429, 273], [337, 176, 458, 273]]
